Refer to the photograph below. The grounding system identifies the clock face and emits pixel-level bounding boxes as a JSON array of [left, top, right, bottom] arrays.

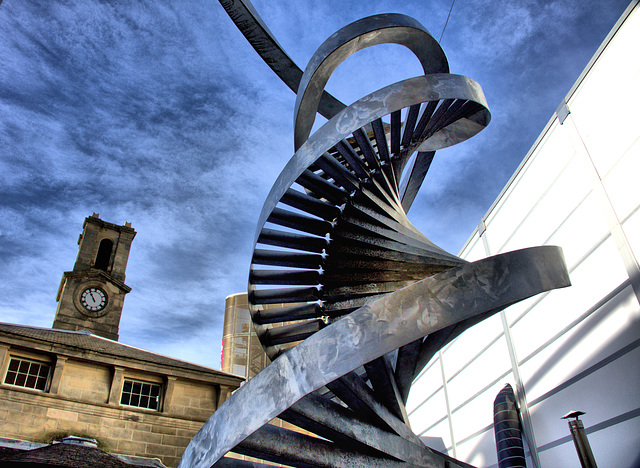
[[80, 287, 107, 312]]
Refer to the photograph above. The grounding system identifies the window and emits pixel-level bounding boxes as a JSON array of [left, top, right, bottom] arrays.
[[4, 357, 51, 391], [120, 378, 161, 410], [94, 239, 113, 271]]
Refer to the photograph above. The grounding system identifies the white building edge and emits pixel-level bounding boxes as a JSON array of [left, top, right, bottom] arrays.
[[408, 2, 640, 467]]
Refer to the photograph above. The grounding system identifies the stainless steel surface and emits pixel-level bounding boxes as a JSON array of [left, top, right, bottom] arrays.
[[180, 3, 571, 467], [563, 412, 598, 468], [216, 0, 448, 212], [181, 248, 569, 467], [293, 13, 448, 151]]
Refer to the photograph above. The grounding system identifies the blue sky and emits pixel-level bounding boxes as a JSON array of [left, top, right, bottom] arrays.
[[0, 0, 631, 368]]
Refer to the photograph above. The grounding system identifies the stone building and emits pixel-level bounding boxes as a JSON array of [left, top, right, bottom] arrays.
[[0, 215, 243, 468]]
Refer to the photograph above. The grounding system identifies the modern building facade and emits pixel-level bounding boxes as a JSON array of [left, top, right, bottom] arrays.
[[222, 293, 269, 380], [407, 3, 640, 467]]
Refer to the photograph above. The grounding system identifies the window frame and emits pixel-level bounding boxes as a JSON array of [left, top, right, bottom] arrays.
[[120, 377, 162, 411], [3, 355, 52, 392]]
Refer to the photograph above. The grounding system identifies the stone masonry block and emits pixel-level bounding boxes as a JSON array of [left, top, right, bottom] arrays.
[[2, 401, 24, 412], [117, 439, 146, 454], [161, 434, 192, 447], [133, 430, 163, 445], [46, 408, 78, 422], [175, 428, 197, 439], [110, 418, 129, 429], [150, 425, 176, 436], [161, 456, 181, 468], [110, 427, 134, 440], [129, 422, 152, 433], [77, 413, 101, 424], [145, 443, 177, 457], [100, 437, 120, 452]]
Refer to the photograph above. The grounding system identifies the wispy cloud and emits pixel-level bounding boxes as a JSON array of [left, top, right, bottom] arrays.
[[0, 0, 630, 367]]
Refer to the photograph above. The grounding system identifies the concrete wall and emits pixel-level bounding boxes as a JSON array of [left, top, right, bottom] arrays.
[[408, 3, 640, 467]]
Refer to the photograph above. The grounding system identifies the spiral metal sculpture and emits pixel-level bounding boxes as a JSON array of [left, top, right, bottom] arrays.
[[179, 3, 570, 467]]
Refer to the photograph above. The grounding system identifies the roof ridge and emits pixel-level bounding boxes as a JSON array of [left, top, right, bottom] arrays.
[[0, 322, 242, 379]]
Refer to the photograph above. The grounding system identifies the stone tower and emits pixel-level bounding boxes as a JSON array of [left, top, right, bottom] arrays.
[[53, 213, 136, 340]]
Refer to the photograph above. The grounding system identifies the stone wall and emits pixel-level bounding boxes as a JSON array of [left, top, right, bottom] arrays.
[[0, 387, 203, 467], [0, 341, 242, 468]]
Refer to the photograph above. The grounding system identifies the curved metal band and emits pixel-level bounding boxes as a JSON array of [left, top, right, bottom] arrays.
[[218, 0, 346, 120], [218, 1, 452, 212], [255, 73, 490, 246], [293, 13, 448, 151], [179, 246, 570, 468]]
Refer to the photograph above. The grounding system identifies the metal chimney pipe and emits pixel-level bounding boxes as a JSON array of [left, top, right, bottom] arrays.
[[562, 411, 598, 468]]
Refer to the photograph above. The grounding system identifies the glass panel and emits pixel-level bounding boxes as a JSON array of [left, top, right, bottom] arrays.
[[5, 371, 17, 385], [8, 360, 19, 371], [15, 374, 26, 386], [26, 375, 37, 388], [36, 377, 47, 391], [18, 361, 30, 373]]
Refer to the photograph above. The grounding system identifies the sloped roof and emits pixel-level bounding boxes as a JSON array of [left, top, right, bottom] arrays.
[[0, 322, 242, 383], [0, 442, 142, 467]]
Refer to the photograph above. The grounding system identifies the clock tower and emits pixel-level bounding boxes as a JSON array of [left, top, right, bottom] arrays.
[[53, 213, 136, 340]]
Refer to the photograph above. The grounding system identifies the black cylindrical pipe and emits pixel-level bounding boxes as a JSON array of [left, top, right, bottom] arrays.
[[494, 383, 526, 468]]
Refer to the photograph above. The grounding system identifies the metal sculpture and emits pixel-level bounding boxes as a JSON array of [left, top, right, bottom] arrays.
[[179, 3, 570, 467]]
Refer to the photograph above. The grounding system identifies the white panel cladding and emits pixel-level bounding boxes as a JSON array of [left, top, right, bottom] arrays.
[[567, 8, 640, 178], [622, 208, 640, 263], [454, 429, 498, 468], [483, 122, 575, 253], [408, 5, 640, 466], [509, 236, 628, 360], [543, 191, 611, 270], [441, 313, 504, 379], [409, 389, 449, 436], [602, 139, 640, 223], [406, 359, 444, 414], [445, 337, 512, 413], [518, 284, 640, 403], [421, 418, 453, 453], [461, 233, 486, 262]]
